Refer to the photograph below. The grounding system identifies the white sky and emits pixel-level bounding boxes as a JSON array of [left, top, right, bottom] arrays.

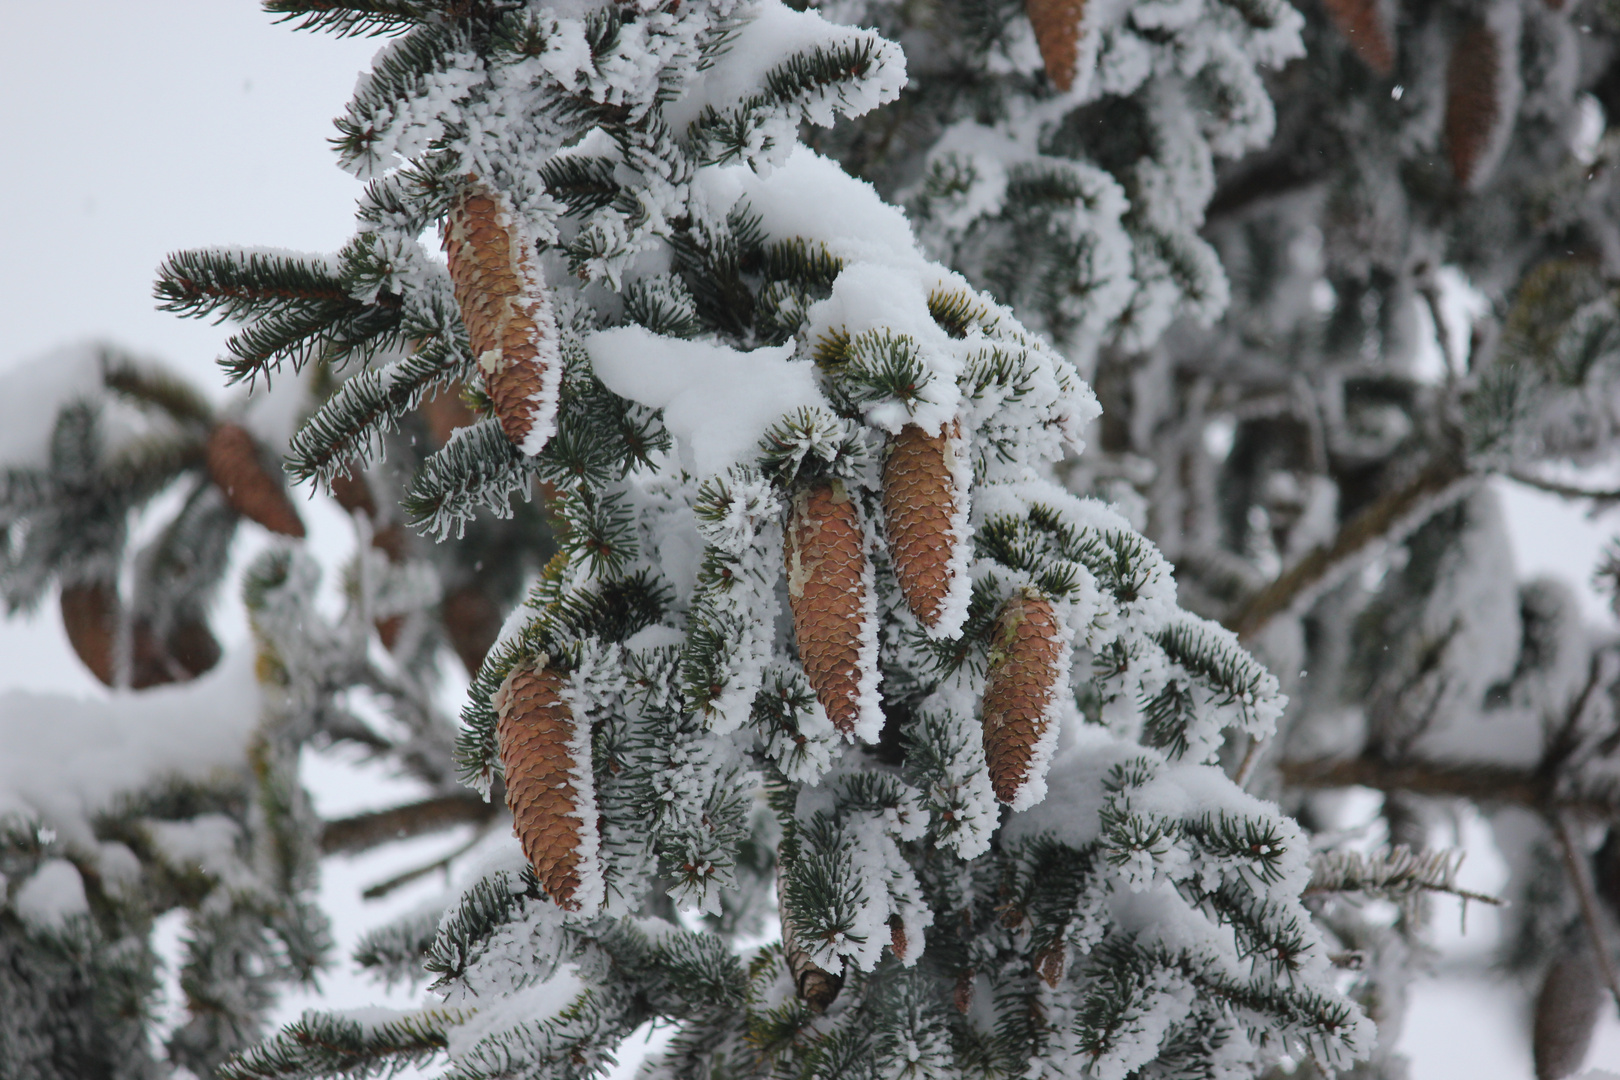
[[0, 4, 1617, 1077]]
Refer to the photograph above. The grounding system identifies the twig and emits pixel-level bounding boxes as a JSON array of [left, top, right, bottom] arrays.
[[1551, 813, 1620, 1015], [1233, 734, 1269, 790], [1506, 468, 1620, 508], [321, 792, 500, 855], [362, 825, 492, 900], [1276, 755, 1620, 819], [1225, 457, 1475, 641]]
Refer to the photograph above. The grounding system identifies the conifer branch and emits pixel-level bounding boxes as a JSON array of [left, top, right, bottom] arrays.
[[264, 1, 433, 37], [1305, 846, 1503, 909], [1505, 468, 1620, 507], [1278, 755, 1620, 819], [1224, 457, 1476, 641], [320, 792, 498, 855]]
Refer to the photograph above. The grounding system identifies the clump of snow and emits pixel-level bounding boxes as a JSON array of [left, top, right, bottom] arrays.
[[11, 859, 90, 932], [587, 327, 828, 478], [0, 651, 261, 850]]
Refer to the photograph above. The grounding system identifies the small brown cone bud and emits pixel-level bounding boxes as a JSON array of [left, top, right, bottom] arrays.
[[882, 421, 967, 633], [784, 480, 879, 737], [982, 590, 1065, 804], [443, 180, 561, 455], [1533, 945, 1604, 1080], [495, 658, 591, 909], [779, 873, 842, 1012], [1026, 0, 1087, 91], [1445, 22, 1514, 191], [1035, 945, 1066, 988], [206, 423, 305, 538], [953, 970, 976, 1014], [1321, 0, 1395, 76], [60, 582, 119, 686], [888, 914, 909, 962]]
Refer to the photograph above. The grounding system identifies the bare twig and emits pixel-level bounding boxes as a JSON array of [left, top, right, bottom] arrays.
[[1552, 813, 1620, 1015], [1276, 755, 1620, 819], [1506, 468, 1620, 509], [362, 825, 493, 900], [321, 792, 500, 855], [1225, 457, 1475, 642], [1233, 734, 1269, 789]]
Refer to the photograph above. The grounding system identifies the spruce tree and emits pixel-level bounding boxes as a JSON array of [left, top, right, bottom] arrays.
[[145, 0, 1366, 1077], [9, 0, 1620, 1075]]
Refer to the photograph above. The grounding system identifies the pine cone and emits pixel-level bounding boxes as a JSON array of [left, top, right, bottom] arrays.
[[60, 582, 218, 688], [419, 380, 479, 448], [784, 480, 880, 737], [494, 658, 591, 909], [778, 873, 842, 1012], [60, 581, 119, 686], [1445, 22, 1511, 191], [882, 421, 967, 634], [443, 180, 561, 455], [206, 423, 305, 538], [1025, 0, 1087, 91], [442, 584, 503, 675], [1321, 0, 1395, 76], [1533, 944, 1604, 1080], [981, 590, 1065, 804]]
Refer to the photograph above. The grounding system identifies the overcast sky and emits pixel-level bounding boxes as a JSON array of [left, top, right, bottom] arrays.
[[1, 4, 1618, 1076]]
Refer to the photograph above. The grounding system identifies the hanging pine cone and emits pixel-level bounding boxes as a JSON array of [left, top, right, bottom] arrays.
[[784, 480, 880, 737], [1025, 0, 1087, 91], [443, 180, 562, 455], [778, 873, 842, 1012], [1320, 0, 1395, 76], [494, 657, 592, 909], [1445, 21, 1514, 191], [60, 582, 218, 688], [882, 420, 967, 635], [206, 422, 305, 538], [60, 581, 119, 686], [419, 380, 479, 448], [442, 584, 504, 676], [981, 590, 1065, 804], [1533, 944, 1603, 1080]]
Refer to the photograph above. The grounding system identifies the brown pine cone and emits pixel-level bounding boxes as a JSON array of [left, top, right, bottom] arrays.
[[419, 380, 479, 448], [60, 583, 219, 688], [1321, 0, 1395, 76], [778, 873, 842, 1012], [981, 590, 1065, 804], [206, 423, 305, 538], [60, 582, 119, 686], [1445, 22, 1510, 191], [442, 584, 503, 675], [1026, 0, 1087, 91], [784, 480, 879, 737], [882, 421, 967, 634], [494, 658, 591, 909], [443, 180, 561, 455], [1533, 944, 1603, 1080]]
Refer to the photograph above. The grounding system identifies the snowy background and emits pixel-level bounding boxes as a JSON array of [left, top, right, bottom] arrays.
[[0, 2, 1617, 1075]]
